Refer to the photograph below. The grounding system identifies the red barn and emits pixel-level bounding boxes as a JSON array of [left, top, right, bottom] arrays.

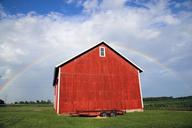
[[53, 42, 143, 116]]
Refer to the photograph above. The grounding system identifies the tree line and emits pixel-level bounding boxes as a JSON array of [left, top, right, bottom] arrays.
[[1, 96, 192, 105], [143, 96, 192, 101], [0, 99, 52, 105], [14, 100, 52, 104]]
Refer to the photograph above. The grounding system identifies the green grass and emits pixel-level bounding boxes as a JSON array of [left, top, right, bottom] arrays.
[[0, 104, 192, 128]]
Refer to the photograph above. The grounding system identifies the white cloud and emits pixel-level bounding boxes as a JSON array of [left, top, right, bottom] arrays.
[[82, 0, 127, 12], [66, 0, 74, 4], [99, 0, 126, 10], [155, 15, 180, 25], [0, 43, 25, 63], [174, 0, 192, 10], [83, 0, 99, 13], [1, 68, 13, 80]]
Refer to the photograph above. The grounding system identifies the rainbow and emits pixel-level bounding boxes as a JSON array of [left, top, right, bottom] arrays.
[[113, 43, 175, 73], [0, 53, 56, 92], [0, 43, 180, 93], [113, 43, 187, 85]]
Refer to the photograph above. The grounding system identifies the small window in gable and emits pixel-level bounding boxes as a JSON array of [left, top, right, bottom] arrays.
[[99, 47, 105, 57]]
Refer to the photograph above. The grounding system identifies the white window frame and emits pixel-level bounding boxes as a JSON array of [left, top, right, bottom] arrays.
[[99, 47, 106, 57]]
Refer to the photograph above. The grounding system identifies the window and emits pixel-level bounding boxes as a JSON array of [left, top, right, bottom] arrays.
[[99, 47, 105, 57]]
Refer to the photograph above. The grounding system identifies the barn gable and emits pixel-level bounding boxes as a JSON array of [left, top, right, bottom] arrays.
[[53, 42, 143, 86]]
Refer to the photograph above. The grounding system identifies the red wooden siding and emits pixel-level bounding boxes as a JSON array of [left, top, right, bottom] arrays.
[[57, 44, 142, 114]]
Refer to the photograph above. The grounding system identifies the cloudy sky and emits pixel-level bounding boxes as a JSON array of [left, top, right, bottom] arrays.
[[0, 0, 192, 103]]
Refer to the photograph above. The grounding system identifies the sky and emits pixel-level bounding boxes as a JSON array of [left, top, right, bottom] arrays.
[[0, 0, 192, 103]]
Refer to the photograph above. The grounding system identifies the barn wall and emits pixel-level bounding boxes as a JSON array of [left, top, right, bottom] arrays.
[[59, 44, 142, 113]]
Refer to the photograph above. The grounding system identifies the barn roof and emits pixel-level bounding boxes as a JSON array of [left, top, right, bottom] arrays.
[[53, 42, 143, 86]]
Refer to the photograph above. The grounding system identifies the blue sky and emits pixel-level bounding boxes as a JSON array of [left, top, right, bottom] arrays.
[[1, 0, 192, 15], [0, 0, 192, 103], [0, 0, 83, 15]]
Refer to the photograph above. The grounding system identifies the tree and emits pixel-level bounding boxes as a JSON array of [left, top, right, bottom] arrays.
[[47, 99, 52, 104], [0, 99, 5, 106], [24, 101, 29, 104], [19, 101, 24, 104], [36, 100, 40, 104]]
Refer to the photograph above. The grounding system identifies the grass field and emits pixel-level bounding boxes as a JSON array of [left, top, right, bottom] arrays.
[[0, 104, 192, 128]]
